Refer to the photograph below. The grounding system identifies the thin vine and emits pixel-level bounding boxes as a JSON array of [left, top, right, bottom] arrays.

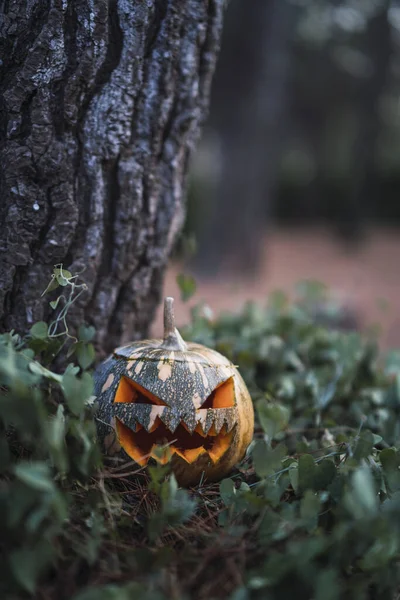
[[42, 264, 88, 340]]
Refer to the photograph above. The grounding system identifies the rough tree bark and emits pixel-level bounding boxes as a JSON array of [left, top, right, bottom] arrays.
[[0, 0, 223, 352]]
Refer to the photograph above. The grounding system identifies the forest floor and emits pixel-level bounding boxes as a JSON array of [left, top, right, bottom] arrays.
[[154, 225, 400, 350]]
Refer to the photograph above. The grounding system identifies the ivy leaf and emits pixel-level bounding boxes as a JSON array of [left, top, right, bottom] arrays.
[[76, 343, 96, 370], [176, 273, 196, 302], [46, 405, 68, 473], [314, 460, 336, 491], [299, 455, 336, 492], [78, 325, 96, 343], [29, 360, 63, 383], [256, 399, 290, 439], [314, 569, 341, 600], [353, 430, 375, 462], [10, 542, 53, 594], [300, 490, 320, 531], [289, 466, 299, 493], [380, 448, 400, 493], [41, 275, 59, 296], [380, 448, 399, 472], [220, 478, 236, 506], [54, 267, 72, 286], [49, 297, 61, 310], [148, 478, 196, 541], [317, 366, 342, 410], [14, 462, 55, 493], [345, 466, 378, 519], [253, 441, 287, 478], [298, 454, 316, 492], [30, 321, 48, 340], [62, 370, 94, 415]]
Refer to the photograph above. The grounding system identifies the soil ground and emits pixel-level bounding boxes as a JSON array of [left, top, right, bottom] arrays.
[[153, 226, 400, 351]]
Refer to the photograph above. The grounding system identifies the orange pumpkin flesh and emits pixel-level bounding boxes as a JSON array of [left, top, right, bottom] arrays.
[[115, 376, 235, 466]]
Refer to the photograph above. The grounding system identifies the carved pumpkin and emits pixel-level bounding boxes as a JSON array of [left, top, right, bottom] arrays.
[[94, 298, 254, 486]]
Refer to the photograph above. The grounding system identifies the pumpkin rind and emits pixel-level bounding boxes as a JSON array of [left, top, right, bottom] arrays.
[[94, 299, 254, 486]]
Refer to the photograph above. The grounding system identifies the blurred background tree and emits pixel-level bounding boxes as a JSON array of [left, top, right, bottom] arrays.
[[185, 0, 400, 276]]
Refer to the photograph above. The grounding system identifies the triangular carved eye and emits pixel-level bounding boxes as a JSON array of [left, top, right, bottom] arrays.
[[201, 377, 235, 409], [114, 376, 168, 406]]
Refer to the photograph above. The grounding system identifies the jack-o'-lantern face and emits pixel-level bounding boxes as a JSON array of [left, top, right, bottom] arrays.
[[95, 298, 254, 486], [113, 374, 237, 466]]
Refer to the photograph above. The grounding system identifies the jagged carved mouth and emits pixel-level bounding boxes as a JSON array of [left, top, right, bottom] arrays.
[[113, 375, 236, 465], [116, 417, 234, 465]]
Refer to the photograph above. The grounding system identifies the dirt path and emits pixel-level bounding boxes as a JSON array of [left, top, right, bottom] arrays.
[[153, 226, 400, 350]]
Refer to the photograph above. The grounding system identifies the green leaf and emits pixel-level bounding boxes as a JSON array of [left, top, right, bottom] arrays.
[[10, 543, 53, 594], [78, 325, 96, 343], [298, 454, 316, 492], [300, 489, 320, 530], [380, 448, 400, 493], [256, 399, 290, 439], [317, 366, 342, 409], [298, 455, 336, 493], [30, 321, 48, 340], [176, 273, 196, 302], [314, 569, 341, 600], [49, 297, 61, 310], [313, 460, 336, 490], [14, 462, 55, 493], [289, 466, 299, 493], [380, 448, 399, 472], [220, 478, 236, 506], [76, 343, 96, 370], [253, 441, 287, 478], [29, 360, 63, 383], [7, 484, 39, 528], [41, 275, 59, 296], [46, 405, 68, 472], [148, 481, 196, 541], [62, 370, 94, 415], [55, 267, 72, 286], [258, 509, 285, 545], [345, 466, 378, 519], [353, 430, 375, 461]]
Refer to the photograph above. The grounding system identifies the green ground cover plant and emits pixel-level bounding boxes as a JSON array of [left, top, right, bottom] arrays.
[[1, 272, 400, 599]]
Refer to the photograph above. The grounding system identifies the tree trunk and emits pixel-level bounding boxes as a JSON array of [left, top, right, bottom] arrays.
[[0, 0, 223, 352]]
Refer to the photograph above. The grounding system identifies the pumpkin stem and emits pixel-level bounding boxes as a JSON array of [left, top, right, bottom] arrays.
[[162, 297, 187, 351]]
